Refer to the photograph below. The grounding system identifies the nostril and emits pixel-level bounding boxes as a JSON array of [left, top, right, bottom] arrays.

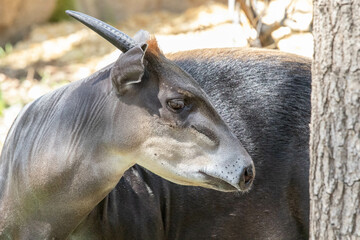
[[239, 165, 254, 190], [244, 166, 254, 184]]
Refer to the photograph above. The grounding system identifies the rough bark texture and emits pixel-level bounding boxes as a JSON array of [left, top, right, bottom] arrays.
[[310, 0, 360, 239]]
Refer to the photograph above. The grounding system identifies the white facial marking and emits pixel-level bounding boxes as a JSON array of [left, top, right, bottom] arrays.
[[137, 135, 211, 184]]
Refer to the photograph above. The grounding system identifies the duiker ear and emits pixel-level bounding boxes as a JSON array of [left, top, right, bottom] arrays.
[[110, 43, 148, 95]]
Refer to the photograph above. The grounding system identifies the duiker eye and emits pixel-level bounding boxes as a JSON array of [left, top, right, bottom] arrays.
[[167, 99, 185, 112]]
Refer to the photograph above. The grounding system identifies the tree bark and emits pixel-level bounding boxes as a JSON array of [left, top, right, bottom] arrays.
[[310, 0, 360, 239]]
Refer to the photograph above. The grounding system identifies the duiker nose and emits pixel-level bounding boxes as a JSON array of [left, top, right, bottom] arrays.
[[239, 165, 254, 190]]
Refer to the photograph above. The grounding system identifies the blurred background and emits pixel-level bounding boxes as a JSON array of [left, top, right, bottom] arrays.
[[0, 0, 312, 150]]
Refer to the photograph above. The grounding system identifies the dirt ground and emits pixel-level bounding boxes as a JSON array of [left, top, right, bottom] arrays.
[[0, 0, 312, 151]]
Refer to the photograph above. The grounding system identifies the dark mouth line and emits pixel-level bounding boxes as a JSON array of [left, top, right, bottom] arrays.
[[199, 171, 240, 192]]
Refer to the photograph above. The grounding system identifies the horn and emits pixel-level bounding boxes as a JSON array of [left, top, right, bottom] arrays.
[[65, 10, 136, 53]]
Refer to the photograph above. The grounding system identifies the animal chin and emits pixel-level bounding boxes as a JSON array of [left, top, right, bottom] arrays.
[[199, 171, 240, 192]]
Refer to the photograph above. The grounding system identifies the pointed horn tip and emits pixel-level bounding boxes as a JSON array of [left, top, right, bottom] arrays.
[[65, 10, 74, 16], [63, 10, 137, 53], [65, 10, 82, 19]]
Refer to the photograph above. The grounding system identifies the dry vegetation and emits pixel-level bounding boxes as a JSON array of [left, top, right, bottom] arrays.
[[0, 0, 312, 150]]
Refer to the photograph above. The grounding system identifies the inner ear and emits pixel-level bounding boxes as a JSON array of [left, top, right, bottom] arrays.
[[110, 44, 148, 95]]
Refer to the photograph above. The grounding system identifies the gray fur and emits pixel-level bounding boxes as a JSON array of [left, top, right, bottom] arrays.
[[69, 48, 311, 240], [0, 14, 254, 238]]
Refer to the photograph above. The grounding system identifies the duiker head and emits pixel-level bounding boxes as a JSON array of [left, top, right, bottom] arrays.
[[66, 11, 254, 191]]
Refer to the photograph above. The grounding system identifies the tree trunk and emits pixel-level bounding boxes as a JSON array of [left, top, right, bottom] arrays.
[[310, 0, 360, 239]]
